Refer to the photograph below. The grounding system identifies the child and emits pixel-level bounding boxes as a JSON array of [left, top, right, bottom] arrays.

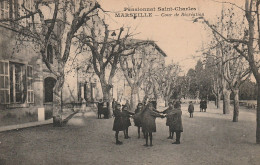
[[134, 103, 144, 138], [121, 105, 134, 139], [112, 104, 125, 145], [97, 99, 104, 119], [188, 101, 194, 118], [167, 101, 183, 144], [161, 102, 174, 139], [200, 99, 203, 112], [203, 99, 207, 112], [141, 102, 164, 146]]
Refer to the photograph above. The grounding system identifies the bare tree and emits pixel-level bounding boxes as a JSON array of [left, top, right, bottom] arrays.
[[195, 0, 260, 143], [119, 41, 167, 110], [76, 16, 150, 116], [203, 52, 222, 108], [157, 63, 181, 107], [119, 43, 148, 111]]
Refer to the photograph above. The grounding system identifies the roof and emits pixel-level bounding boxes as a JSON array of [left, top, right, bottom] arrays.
[[125, 39, 167, 57]]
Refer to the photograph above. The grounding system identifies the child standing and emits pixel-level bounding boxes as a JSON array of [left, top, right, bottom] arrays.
[[134, 103, 144, 138], [161, 102, 174, 139], [112, 104, 125, 145], [167, 101, 183, 144], [141, 102, 165, 146], [122, 105, 134, 139], [188, 101, 194, 118]]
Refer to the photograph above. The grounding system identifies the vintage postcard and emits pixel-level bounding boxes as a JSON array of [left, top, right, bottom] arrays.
[[0, 0, 259, 164]]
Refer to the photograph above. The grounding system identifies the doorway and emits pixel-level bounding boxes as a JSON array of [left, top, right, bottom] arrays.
[[44, 77, 56, 103]]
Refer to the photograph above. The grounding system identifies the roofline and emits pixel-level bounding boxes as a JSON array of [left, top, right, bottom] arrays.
[[149, 41, 167, 57], [131, 39, 167, 57]]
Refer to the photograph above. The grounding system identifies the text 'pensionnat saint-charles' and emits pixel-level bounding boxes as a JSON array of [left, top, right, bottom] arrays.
[[115, 7, 204, 18]]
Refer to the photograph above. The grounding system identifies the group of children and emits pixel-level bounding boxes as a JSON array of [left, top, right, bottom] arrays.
[[199, 99, 208, 112], [112, 101, 183, 146], [187, 100, 208, 118]]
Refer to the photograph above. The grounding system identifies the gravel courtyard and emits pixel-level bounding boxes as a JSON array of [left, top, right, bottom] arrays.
[[0, 103, 260, 165]]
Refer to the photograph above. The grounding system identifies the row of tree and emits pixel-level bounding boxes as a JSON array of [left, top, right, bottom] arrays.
[[193, 0, 260, 143]]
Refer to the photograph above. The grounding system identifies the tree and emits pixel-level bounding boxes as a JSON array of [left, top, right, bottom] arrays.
[[201, 5, 251, 120], [119, 42, 160, 111], [195, 0, 260, 143], [157, 63, 181, 107], [0, 0, 101, 126], [223, 48, 251, 122], [203, 53, 222, 108], [239, 79, 257, 100], [139, 64, 162, 105], [186, 68, 198, 98], [77, 16, 149, 115]]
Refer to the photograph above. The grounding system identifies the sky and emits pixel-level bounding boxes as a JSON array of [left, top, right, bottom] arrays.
[[97, 0, 244, 73]]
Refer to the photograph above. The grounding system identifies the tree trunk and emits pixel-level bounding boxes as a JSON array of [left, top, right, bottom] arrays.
[[165, 99, 169, 107], [130, 86, 138, 112], [137, 87, 141, 103], [101, 83, 112, 118], [223, 89, 231, 114], [232, 89, 239, 122], [53, 75, 65, 127], [217, 92, 221, 109], [214, 94, 217, 106], [214, 91, 221, 109], [257, 84, 260, 144], [142, 94, 149, 105]]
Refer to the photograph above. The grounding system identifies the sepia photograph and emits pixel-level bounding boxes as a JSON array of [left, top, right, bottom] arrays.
[[0, 0, 260, 164]]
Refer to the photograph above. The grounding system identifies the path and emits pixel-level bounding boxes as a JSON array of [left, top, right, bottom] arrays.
[[0, 103, 259, 165]]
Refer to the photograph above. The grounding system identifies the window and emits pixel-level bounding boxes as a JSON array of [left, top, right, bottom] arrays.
[[16, 0, 34, 27], [78, 82, 87, 102], [0, 0, 19, 20], [27, 65, 33, 103], [0, 60, 34, 104], [24, 0, 33, 11], [47, 44, 53, 64], [0, 0, 9, 19], [10, 62, 24, 103], [0, 61, 10, 104], [44, 77, 56, 103]]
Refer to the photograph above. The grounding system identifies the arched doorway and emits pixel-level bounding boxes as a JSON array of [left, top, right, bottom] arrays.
[[44, 77, 56, 103]]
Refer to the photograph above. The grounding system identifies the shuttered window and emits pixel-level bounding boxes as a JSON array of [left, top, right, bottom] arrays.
[[0, 61, 10, 104], [0, 60, 34, 104], [0, 0, 9, 19], [27, 65, 33, 103]]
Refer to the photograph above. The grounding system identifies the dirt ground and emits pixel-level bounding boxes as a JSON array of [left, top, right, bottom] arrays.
[[0, 102, 260, 165]]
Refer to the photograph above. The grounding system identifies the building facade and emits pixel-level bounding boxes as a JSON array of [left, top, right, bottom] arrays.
[[0, 0, 98, 126]]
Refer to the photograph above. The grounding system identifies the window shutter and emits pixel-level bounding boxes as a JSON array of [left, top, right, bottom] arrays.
[[26, 65, 34, 103], [0, 60, 10, 104]]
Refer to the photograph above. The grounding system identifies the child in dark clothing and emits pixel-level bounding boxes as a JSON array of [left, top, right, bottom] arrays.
[[167, 101, 183, 144], [141, 102, 165, 146], [188, 101, 194, 118], [161, 102, 174, 139], [122, 105, 134, 139], [134, 103, 144, 138], [112, 104, 125, 145]]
